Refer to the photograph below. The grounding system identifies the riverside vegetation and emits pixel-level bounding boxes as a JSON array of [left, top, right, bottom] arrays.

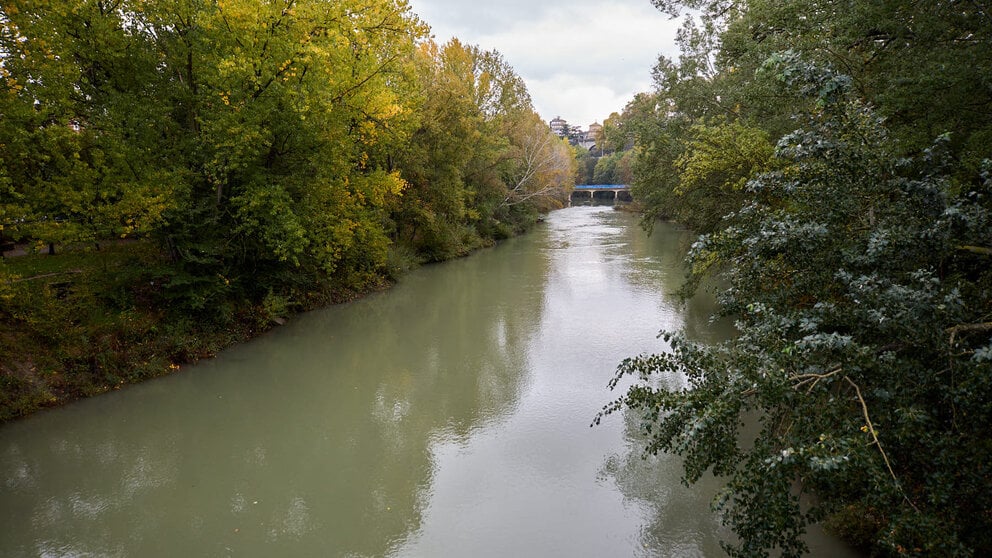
[[0, 0, 575, 421], [4, 0, 991, 556], [596, 0, 992, 556]]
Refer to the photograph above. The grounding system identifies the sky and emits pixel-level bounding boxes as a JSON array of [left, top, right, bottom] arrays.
[[405, 0, 684, 130]]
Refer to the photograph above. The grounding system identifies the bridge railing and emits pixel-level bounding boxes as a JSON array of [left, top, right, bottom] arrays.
[[572, 184, 630, 190]]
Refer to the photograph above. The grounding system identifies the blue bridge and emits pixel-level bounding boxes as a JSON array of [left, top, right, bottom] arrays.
[[571, 184, 632, 202]]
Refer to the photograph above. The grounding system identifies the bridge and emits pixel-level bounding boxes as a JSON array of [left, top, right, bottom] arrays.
[[571, 184, 632, 202]]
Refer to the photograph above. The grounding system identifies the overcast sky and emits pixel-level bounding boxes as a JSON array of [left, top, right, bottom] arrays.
[[406, 0, 683, 130]]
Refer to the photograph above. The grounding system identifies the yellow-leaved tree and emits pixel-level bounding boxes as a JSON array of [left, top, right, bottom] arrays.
[[137, 0, 428, 309]]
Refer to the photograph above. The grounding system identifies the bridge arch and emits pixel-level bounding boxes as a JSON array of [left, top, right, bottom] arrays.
[[570, 184, 632, 203]]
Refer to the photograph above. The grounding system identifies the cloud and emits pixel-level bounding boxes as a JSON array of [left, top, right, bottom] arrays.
[[412, 0, 601, 33], [407, 0, 682, 128], [526, 74, 650, 128]]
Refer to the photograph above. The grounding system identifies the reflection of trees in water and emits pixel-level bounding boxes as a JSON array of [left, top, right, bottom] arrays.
[[603, 399, 863, 558], [599, 405, 730, 557], [589, 213, 738, 556], [0, 233, 550, 557], [609, 215, 736, 344]]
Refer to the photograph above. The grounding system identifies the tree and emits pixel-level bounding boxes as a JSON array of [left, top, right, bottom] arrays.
[[606, 5, 992, 550], [500, 115, 574, 210], [592, 153, 617, 185], [620, 92, 693, 227], [0, 0, 178, 251], [602, 57, 992, 557], [1, 0, 430, 308], [672, 117, 775, 233], [390, 37, 568, 260], [614, 150, 636, 186], [572, 146, 596, 186], [143, 0, 426, 308], [391, 39, 504, 260], [599, 111, 627, 153]]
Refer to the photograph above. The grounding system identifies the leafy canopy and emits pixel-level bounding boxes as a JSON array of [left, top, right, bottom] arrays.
[[603, 0, 992, 555]]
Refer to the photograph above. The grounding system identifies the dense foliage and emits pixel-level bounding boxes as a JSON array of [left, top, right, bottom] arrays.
[[0, 0, 573, 420], [601, 1, 992, 556], [572, 113, 636, 187]]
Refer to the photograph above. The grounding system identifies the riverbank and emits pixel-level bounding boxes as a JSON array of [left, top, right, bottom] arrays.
[[0, 206, 862, 557], [0, 229, 518, 423]]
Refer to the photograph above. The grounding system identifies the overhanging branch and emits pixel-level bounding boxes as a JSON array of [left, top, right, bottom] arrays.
[[845, 375, 920, 514]]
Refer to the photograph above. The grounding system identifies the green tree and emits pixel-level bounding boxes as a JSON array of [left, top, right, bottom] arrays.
[[614, 150, 636, 186], [599, 111, 629, 153], [592, 153, 617, 185], [620, 92, 693, 227], [572, 146, 596, 185], [626, 0, 992, 241], [1, 0, 178, 251], [603, 58, 992, 557], [672, 117, 775, 232], [392, 39, 564, 260], [139, 0, 426, 309], [607, 6, 992, 551], [391, 39, 501, 260]]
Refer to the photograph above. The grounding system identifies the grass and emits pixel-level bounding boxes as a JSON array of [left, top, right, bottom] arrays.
[[0, 226, 518, 423], [3, 240, 153, 278], [0, 240, 244, 422]]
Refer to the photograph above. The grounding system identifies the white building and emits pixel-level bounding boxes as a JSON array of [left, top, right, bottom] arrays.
[[578, 122, 602, 150]]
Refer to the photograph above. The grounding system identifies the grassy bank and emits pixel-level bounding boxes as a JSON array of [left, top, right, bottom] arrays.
[[0, 240, 397, 423], [0, 211, 546, 424]]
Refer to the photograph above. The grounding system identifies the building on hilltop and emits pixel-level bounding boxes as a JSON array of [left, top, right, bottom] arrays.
[[578, 122, 601, 150], [550, 117, 605, 150]]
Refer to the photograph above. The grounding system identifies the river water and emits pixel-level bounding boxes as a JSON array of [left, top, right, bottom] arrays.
[[0, 206, 858, 557]]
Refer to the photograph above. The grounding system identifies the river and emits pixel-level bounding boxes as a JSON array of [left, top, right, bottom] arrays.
[[0, 206, 858, 557]]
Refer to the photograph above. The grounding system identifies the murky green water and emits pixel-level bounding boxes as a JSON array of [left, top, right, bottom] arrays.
[[0, 207, 858, 557]]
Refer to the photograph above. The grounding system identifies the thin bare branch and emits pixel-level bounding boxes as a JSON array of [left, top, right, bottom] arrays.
[[790, 365, 842, 393], [946, 322, 992, 336], [845, 376, 920, 514]]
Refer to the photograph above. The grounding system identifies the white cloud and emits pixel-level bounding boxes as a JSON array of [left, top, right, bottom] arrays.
[[527, 74, 650, 128], [407, 0, 682, 129]]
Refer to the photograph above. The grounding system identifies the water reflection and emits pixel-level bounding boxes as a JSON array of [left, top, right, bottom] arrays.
[[0, 227, 550, 557], [601, 411, 729, 557], [0, 207, 855, 557], [393, 208, 729, 556]]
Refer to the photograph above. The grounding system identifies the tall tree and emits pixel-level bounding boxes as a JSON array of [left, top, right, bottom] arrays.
[[392, 39, 568, 259], [605, 1, 992, 555], [1, 0, 178, 251], [143, 0, 426, 309]]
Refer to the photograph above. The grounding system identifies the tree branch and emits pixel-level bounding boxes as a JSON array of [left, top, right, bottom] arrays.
[[947, 322, 992, 349], [790, 365, 842, 393], [957, 245, 992, 256], [845, 375, 920, 514], [330, 53, 402, 104], [947, 322, 992, 335]]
